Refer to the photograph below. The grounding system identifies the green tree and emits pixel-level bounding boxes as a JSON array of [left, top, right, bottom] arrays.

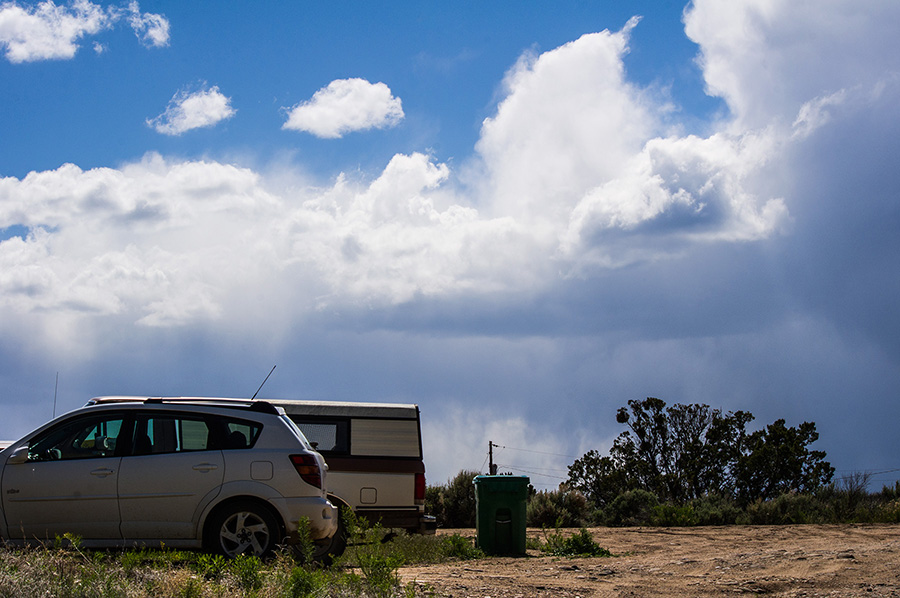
[[565, 450, 629, 507], [734, 419, 834, 503], [568, 398, 832, 508]]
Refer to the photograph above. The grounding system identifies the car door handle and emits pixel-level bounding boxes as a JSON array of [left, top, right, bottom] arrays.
[[90, 468, 115, 477], [192, 463, 218, 472]]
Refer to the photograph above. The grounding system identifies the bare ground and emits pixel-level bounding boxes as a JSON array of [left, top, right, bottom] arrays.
[[399, 525, 900, 597]]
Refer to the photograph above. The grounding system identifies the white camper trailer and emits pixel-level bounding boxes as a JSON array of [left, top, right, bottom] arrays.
[[266, 399, 436, 541]]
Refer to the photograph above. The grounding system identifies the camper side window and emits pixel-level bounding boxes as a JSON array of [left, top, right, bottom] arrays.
[[291, 418, 349, 455]]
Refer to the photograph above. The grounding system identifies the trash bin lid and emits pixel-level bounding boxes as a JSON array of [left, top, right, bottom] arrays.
[[474, 474, 530, 490]]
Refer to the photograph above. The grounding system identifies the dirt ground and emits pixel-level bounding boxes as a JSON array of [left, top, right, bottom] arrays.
[[399, 525, 900, 597]]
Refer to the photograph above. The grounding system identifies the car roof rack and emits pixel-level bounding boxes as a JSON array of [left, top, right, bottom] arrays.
[[85, 396, 281, 415]]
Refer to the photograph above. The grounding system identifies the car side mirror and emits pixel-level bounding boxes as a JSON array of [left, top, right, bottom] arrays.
[[6, 446, 28, 465]]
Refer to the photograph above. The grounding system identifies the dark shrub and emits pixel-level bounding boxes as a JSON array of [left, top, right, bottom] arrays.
[[739, 493, 828, 525], [540, 528, 612, 557], [425, 484, 445, 526], [527, 487, 591, 528], [651, 503, 698, 527], [439, 469, 480, 528], [875, 499, 900, 523], [690, 494, 742, 526], [880, 481, 900, 501], [603, 489, 659, 526]]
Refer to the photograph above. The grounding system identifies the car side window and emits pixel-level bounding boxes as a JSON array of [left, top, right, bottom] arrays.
[[215, 418, 262, 450], [26, 414, 126, 461], [133, 414, 212, 455]]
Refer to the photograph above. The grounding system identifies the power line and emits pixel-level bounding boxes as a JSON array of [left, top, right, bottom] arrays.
[[492, 444, 580, 459], [495, 463, 569, 481], [496, 462, 570, 475], [497, 463, 568, 480], [483, 440, 578, 481], [865, 467, 900, 476], [834, 466, 900, 474]]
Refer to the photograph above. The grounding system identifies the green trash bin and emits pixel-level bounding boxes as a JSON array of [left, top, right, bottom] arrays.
[[474, 475, 529, 556]]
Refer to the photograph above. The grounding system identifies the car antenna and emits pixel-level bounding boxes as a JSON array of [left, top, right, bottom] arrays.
[[52, 372, 59, 418], [251, 365, 276, 400]]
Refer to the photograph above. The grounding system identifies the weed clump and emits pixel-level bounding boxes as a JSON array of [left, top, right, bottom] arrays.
[[533, 528, 612, 558]]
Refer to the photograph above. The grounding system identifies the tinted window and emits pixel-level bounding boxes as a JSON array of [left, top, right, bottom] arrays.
[[133, 414, 212, 455], [220, 418, 261, 450], [26, 414, 126, 461]]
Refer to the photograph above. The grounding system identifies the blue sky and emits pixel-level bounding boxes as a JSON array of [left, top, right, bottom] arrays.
[[1, 0, 899, 490]]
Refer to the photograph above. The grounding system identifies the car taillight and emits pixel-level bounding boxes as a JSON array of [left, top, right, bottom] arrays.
[[415, 472, 426, 504], [290, 454, 322, 489]]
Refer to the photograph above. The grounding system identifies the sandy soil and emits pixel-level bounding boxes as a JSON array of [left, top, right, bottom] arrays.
[[399, 525, 900, 597]]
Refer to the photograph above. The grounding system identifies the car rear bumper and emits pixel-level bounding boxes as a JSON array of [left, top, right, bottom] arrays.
[[273, 496, 338, 541]]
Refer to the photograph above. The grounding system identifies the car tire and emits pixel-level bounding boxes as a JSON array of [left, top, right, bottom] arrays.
[[207, 500, 282, 558], [309, 500, 347, 565]]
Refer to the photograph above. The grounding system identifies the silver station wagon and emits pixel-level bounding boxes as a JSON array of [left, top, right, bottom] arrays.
[[0, 397, 338, 558]]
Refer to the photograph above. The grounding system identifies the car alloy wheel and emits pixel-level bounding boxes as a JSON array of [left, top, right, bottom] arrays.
[[212, 502, 280, 558]]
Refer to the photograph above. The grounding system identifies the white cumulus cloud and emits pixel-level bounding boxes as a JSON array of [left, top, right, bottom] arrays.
[[476, 17, 653, 231], [475, 16, 789, 268], [0, 0, 169, 63], [147, 85, 236, 136], [0, 150, 539, 339], [0, 0, 110, 62], [126, 0, 168, 48], [282, 78, 404, 138], [684, 0, 900, 129]]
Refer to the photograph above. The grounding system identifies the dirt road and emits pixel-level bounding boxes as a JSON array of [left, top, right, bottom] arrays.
[[400, 525, 900, 597]]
